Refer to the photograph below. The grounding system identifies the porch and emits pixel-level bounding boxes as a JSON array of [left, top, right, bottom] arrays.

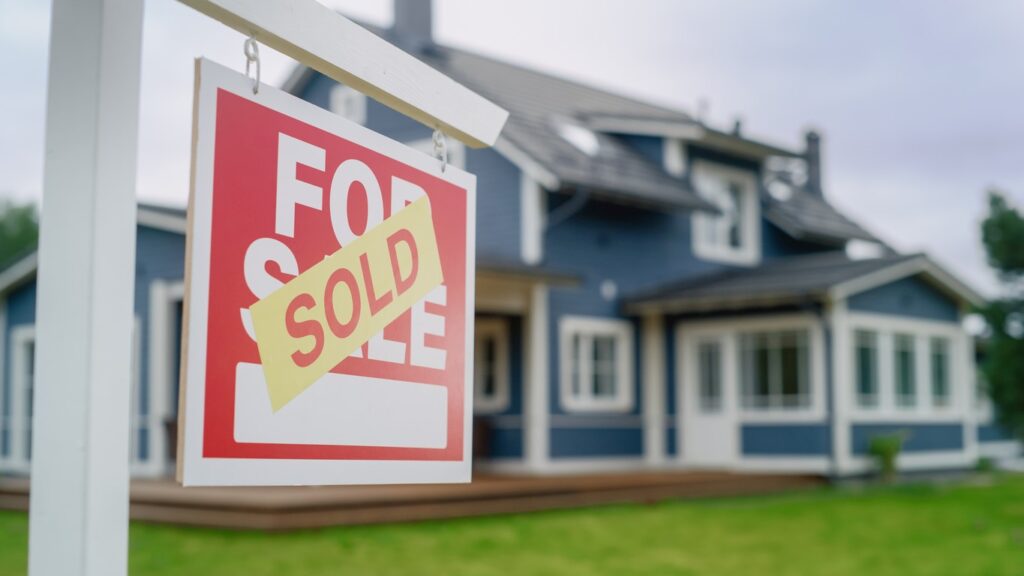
[[0, 470, 822, 531]]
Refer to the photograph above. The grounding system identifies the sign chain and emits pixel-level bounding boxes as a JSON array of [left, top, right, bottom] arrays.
[[244, 36, 260, 94]]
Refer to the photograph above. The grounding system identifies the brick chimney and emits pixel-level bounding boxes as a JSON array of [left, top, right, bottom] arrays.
[[804, 129, 823, 197], [393, 0, 433, 53]]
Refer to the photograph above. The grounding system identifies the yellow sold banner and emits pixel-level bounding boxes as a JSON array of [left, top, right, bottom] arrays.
[[250, 196, 444, 411]]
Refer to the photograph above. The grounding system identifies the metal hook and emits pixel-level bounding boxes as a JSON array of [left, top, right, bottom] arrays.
[[432, 128, 447, 173], [244, 37, 260, 94]]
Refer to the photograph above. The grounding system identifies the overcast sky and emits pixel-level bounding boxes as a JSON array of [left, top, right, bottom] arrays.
[[3, 0, 1022, 295]]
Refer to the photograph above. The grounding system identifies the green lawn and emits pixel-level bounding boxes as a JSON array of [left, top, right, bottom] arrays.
[[2, 475, 1023, 575]]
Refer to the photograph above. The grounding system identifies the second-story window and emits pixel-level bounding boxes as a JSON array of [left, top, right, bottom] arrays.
[[691, 160, 761, 266]]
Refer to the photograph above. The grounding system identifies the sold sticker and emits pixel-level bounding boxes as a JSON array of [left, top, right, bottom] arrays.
[[250, 196, 444, 411]]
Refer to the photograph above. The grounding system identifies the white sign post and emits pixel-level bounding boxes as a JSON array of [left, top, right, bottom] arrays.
[[29, 0, 506, 574]]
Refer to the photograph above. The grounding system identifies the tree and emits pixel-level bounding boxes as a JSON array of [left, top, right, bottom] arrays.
[[0, 199, 38, 267], [979, 191, 1024, 438]]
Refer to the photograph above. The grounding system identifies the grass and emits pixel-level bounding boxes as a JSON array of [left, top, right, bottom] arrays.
[[2, 475, 1024, 575]]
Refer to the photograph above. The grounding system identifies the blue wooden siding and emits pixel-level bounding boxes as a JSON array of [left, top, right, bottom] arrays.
[[550, 426, 644, 458], [741, 424, 832, 456], [850, 423, 964, 455], [978, 423, 1014, 443], [848, 275, 960, 323], [132, 226, 187, 462]]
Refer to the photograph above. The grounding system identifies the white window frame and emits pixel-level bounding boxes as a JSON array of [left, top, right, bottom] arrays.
[[474, 318, 510, 414], [739, 328, 813, 412], [559, 316, 635, 413], [4, 325, 35, 474], [691, 160, 761, 266], [329, 84, 367, 125], [678, 314, 826, 423], [405, 137, 466, 171], [853, 329, 880, 409], [846, 312, 964, 421]]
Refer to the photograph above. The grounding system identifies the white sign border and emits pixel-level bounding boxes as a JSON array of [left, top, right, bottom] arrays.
[[180, 58, 477, 486]]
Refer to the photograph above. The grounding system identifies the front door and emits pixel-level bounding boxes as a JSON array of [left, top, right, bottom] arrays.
[[680, 332, 737, 467]]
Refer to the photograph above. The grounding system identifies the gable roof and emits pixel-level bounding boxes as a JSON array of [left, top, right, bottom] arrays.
[[623, 251, 983, 315], [284, 22, 878, 244]]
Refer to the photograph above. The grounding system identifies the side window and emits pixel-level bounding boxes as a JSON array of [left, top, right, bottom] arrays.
[[854, 329, 879, 408], [560, 317, 634, 412]]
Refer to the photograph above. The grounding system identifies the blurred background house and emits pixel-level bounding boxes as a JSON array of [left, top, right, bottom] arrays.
[[0, 0, 1018, 481]]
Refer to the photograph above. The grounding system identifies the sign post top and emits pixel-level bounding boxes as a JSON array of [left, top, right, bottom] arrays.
[[179, 0, 509, 148]]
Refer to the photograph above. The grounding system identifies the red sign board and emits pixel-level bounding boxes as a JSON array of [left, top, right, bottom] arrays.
[[178, 59, 476, 486]]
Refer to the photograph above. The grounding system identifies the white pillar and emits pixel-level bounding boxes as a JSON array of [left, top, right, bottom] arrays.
[[642, 314, 666, 467], [524, 285, 549, 471], [828, 299, 852, 476], [29, 1, 144, 574]]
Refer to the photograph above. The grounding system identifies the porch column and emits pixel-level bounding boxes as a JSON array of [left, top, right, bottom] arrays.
[[642, 314, 666, 466], [827, 299, 853, 475], [524, 284, 549, 471], [29, 1, 143, 574]]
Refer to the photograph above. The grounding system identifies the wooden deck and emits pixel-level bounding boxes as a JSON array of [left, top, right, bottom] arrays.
[[0, 471, 823, 531]]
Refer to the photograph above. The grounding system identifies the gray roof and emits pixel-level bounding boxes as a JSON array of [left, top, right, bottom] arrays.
[[624, 251, 932, 313], [764, 189, 877, 244], [284, 22, 879, 242]]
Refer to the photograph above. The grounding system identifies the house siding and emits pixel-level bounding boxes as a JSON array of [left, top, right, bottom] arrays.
[[741, 424, 832, 456], [2, 280, 35, 459], [978, 423, 1014, 443], [850, 423, 964, 455], [848, 275, 960, 323]]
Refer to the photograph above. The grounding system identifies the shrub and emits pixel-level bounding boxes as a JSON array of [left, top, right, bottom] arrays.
[[868, 431, 908, 482]]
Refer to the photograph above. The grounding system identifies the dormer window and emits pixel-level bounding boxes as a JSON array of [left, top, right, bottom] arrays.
[[553, 120, 601, 157], [329, 85, 367, 125], [691, 160, 761, 266]]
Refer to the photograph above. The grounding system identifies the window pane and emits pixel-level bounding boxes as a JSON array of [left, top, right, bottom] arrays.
[[779, 331, 801, 407], [481, 336, 497, 397], [592, 335, 617, 399], [726, 182, 743, 248], [698, 341, 722, 412], [741, 329, 810, 410], [931, 337, 950, 407], [895, 334, 916, 408], [855, 330, 878, 408], [571, 334, 582, 397]]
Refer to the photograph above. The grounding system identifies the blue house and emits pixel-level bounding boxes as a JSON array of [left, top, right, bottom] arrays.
[[0, 1, 1017, 479]]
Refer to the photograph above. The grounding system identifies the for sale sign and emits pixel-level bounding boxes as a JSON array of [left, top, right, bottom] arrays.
[[178, 59, 476, 486]]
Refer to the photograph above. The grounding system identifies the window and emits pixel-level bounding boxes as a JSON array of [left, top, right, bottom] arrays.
[[2, 326, 35, 470], [474, 318, 510, 414], [329, 85, 366, 125], [697, 340, 723, 412], [854, 330, 879, 408], [691, 161, 760, 266], [894, 334, 916, 408], [560, 317, 634, 412], [930, 337, 951, 408], [740, 329, 810, 410]]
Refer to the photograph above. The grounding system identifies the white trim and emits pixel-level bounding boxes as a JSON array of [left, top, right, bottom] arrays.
[[519, 174, 545, 265], [493, 137, 560, 191], [733, 457, 831, 474], [558, 316, 636, 413], [0, 252, 39, 295], [147, 279, 185, 476], [847, 450, 974, 473], [829, 255, 983, 308], [690, 159, 761, 266], [474, 317, 511, 414], [127, 317, 151, 477], [6, 325, 35, 474], [180, 0, 508, 148], [524, 285, 550, 471], [978, 441, 1020, 460], [585, 116, 706, 140], [136, 207, 187, 235], [642, 314, 666, 466], [829, 299, 853, 474], [662, 138, 687, 178]]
